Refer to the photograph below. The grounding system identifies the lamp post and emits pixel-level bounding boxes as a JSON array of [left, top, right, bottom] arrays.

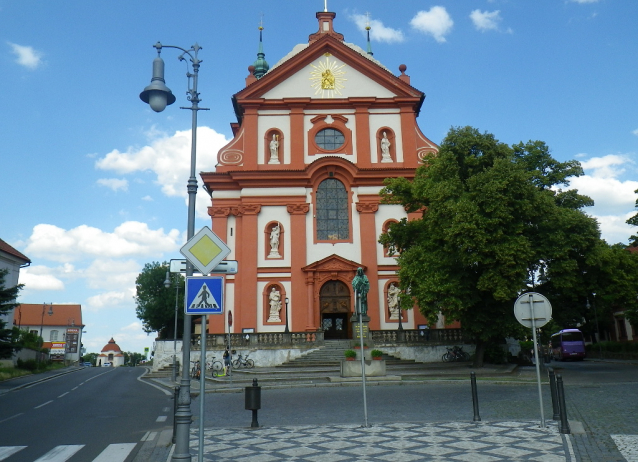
[[397, 297, 403, 331], [141, 41, 208, 462], [164, 271, 180, 383], [39, 303, 53, 362], [284, 297, 290, 333], [587, 294, 603, 358]]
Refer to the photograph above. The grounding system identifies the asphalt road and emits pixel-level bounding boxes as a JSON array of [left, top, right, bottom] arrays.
[[0, 367, 173, 461], [192, 359, 638, 434]]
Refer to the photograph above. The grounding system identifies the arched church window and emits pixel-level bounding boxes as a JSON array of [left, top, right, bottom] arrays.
[[315, 128, 345, 151], [316, 178, 349, 240]]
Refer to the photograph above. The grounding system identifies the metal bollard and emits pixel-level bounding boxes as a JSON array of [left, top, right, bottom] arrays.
[[548, 367, 560, 421], [245, 378, 261, 428], [470, 372, 481, 422], [556, 374, 571, 434], [172, 385, 180, 444]]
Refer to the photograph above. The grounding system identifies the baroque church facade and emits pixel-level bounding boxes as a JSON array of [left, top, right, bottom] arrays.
[[201, 10, 440, 339]]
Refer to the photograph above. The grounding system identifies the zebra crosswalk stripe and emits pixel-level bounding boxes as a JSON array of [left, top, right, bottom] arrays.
[[34, 445, 84, 461], [0, 446, 26, 461], [92, 443, 137, 462], [0, 443, 139, 462]]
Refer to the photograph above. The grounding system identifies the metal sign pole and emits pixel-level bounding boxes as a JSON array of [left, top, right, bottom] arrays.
[[357, 291, 369, 427], [198, 314, 207, 462], [529, 294, 545, 428]]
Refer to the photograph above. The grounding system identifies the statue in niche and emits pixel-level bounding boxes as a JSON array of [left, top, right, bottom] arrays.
[[267, 287, 282, 322], [268, 223, 281, 257], [387, 282, 401, 319], [269, 133, 280, 164], [380, 131, 392, 163]]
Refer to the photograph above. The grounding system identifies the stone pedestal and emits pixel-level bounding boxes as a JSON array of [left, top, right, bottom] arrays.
[[340, 359, 386, 377]]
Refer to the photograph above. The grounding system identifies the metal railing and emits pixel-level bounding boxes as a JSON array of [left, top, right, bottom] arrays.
[[190, 331, 324, 350], [371, 328, 467, 345]]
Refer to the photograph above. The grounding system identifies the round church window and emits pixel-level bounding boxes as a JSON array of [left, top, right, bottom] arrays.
[[315, 128, 345, 151]]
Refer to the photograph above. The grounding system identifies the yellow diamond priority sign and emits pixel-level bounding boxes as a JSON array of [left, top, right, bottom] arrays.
[[180, 227, 231, 275]]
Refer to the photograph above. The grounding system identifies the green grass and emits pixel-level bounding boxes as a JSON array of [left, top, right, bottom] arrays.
[[0, 362, 67, 382]]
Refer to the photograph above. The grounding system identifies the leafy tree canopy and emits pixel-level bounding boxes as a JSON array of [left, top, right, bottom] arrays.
[[380, 126, 601, 366], [134, 262, 184, 340], [0, 269, 23, 359]]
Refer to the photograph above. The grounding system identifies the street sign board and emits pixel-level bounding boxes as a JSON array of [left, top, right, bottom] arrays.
[[514, 292, 552, 328], [180, 227, 231, 275], [185, 276, 224, 315], [169, 259, 238, 275]]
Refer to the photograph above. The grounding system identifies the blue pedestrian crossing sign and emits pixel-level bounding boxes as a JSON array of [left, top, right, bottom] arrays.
[[185, 276, 224, 315]]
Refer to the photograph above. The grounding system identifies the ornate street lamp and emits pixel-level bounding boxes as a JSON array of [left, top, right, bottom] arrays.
[[141, 41, 208, 462], [164, 271, 180, 383]]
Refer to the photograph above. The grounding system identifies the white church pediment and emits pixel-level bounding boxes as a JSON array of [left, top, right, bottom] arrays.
[[262, 54, 397, 100]]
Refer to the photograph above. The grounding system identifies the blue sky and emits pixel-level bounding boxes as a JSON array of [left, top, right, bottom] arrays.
[[1, 0, 636, 355]]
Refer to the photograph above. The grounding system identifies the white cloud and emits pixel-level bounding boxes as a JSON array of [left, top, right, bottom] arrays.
[[121, 321, 144, 332], [18, 265, 65, 291], [95, 126, 228, 219], [7, 42, 43, 69], [410, 7, 453, 43], [632, 128, 638, 136], [85, 290, 132, 312], [24, 221, 181, 263], [570, 0, 598, 3], [579, 154, 631, 179], [566, 154, 638, 244], [142, 195, 153, 201], [97, 178, 128, 192], [596, 213, 635, 246], [470, 10, 502, 32], [349, 14, 405, 43]]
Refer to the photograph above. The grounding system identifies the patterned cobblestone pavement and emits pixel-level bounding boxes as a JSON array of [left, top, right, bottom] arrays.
[[189, 421, 573, 461]]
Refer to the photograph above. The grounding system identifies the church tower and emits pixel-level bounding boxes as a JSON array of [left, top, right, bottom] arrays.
[[202, 9, 438, 338]]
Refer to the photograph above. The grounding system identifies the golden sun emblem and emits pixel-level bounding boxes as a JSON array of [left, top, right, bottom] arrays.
[[310, 56, 347, 98]]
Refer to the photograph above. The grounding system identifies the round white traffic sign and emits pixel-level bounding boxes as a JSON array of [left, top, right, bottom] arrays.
[[514, 292, 552, 328]]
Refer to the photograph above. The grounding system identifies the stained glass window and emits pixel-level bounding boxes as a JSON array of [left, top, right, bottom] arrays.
[[316, 179, 349, 240], [315, 128, 345, 151]]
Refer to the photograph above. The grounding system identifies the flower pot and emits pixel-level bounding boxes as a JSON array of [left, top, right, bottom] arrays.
[[346, 357, 356, 361], [372, 357, 382, 361]]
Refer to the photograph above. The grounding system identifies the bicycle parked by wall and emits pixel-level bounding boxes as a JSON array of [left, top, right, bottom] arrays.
[[232, 353, 254, 369], [209, 356, 228, 377], [442, 346, 470, 362]]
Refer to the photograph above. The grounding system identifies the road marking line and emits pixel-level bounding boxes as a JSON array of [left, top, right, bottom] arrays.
[[92, 443, 137, 462], [140, 432, 157, 442], [34, 444, 83, 461], [35, 400, 53, 409], [0, 446, 27, 460], [163, 407, 170, 412], [0, 413, 23, 424], [72, 386, 78, 390], [156, 415, 168, 422], [58, 392, 69, 398]]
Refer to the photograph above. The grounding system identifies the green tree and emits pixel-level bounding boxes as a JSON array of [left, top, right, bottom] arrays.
[[626, 188, 638, 246], [380, 126, 600, 366], [0, 269, 23, 359], [134, 262, 185, 339], [123, 351, 145, 366], [82, 352, 98, 365]]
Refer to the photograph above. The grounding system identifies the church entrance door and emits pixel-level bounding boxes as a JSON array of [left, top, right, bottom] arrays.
[[320, 281, 351, 339]]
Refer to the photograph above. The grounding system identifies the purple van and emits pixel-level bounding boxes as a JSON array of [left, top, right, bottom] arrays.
[[551, 329, 586, 361]]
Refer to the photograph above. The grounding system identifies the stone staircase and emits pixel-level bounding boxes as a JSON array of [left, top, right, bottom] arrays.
[[276, 340, 420, 369]]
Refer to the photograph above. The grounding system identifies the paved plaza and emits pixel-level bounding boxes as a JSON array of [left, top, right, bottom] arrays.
[[186, 421, 573, 461]]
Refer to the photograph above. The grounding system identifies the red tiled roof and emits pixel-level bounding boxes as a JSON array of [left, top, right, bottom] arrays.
[[101, 337, 122, 353], [0, 238, 30, 264], [14, 304, 82, 327]]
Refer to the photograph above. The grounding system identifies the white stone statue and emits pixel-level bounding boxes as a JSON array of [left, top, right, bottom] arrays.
[[267, 287, 282, 322], [268, 223, 280, 257], [380, 131, 392, 163], [269, 133, 280, 164], [387, 282, 400, 319]]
